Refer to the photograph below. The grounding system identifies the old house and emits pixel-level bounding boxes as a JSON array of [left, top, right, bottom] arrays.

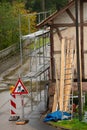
[[37, 0, 87, 112]]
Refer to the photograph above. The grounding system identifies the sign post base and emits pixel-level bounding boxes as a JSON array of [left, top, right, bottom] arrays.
[[16, 118, 29, 125], [9, 116, 20, 121]]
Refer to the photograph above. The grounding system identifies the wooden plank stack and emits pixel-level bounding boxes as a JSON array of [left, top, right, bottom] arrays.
[[52, 38, 75, 113]]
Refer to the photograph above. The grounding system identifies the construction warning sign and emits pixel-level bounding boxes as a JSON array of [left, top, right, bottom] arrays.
[[12, 78, 28, 95]]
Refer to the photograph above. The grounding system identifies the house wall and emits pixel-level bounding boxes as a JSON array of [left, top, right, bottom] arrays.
[[83, 3, 87, 21], [54, 3, 80, 24], [54, 12, 72, 24], [53, 26, 87, 79], [50, 1, 87, 79], [54, 2, 87, 24]]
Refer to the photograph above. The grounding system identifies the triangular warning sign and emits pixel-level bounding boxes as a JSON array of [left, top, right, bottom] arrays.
[[12, 78, 28, 95]]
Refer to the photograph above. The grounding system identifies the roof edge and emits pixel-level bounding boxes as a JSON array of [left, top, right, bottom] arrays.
[[37, 0, 75, 28]]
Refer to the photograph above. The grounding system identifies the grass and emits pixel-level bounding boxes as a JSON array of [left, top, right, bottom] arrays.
[[49, 118, 87, 130]]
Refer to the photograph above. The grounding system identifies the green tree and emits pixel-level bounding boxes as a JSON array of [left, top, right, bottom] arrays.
[[25, 0, 41, 12], [55, 0, 68, 10], [0, 1, 36, 50], [25, 0, 68, 12], [0, 2, 17, 49]]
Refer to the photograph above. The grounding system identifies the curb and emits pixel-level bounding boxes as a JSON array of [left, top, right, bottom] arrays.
[[47, 122, 70, 130]]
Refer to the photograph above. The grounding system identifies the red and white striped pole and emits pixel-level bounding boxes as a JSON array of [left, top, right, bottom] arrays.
[[9, 86, 19, 121], [10, 94, 16, 115]]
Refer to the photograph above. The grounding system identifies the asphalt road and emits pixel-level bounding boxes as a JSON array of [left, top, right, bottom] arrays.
[[0, 44, 57, 130], [0, 91, 58, 130]]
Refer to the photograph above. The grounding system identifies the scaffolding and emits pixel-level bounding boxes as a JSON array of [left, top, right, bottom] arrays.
[[22, 30, 50, 111], [19, 11, 51, 111]]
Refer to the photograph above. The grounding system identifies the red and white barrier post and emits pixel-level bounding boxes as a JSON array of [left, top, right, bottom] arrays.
[[9, 86, 19, 121]]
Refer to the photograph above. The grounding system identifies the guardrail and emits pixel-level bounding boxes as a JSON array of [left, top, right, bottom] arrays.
[[0, 44, 18, 59]]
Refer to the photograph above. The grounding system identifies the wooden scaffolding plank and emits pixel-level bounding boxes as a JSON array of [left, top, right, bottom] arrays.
[[63, 39, 72, 111], [52, 38, 75, 113], [59, 38, 65, 111], [52, 92, 58, 112], [52, 57, 59, 112], [63, 38, 75, 112]]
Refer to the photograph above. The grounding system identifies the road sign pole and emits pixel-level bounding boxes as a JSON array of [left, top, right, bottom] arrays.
[[12, 78, 29, 125], [16, 94, 29, 125], [21, 95, 24, 119]]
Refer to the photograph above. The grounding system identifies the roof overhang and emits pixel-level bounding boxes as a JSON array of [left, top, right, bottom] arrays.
[[37, 0, 75, 28]]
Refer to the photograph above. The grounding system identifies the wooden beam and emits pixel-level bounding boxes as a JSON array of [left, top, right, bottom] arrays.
[[52, 57, 59, 112], [51, 23, 75, 27], [49, 22, 87, 28], [82, 0, 87, 2], [80, 0, 84, 79], [59, 38, 65, 111], [66, 9, 76, 23], [54, 50, 61, 54], [75, 0, 83, 121], [50, 24, 55, 81], [83, 23, 87, 26], [55, 27, 62, 40]]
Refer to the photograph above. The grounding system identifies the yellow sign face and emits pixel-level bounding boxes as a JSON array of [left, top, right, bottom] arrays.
[[10, 86, 15, 94]]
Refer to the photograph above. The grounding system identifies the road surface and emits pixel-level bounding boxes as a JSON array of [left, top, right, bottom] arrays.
[[0, 91, 58, 130]]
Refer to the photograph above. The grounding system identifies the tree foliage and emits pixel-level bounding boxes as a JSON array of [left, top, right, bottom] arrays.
[[55, 0, 69, 10], [0, 0, 69, 50], [0, 1, 36, 50], [25, 0, 68, 12], [0, 2, 15, 49]]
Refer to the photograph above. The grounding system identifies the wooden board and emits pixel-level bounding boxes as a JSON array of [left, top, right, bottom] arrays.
[[52, 57, 59, 112], [59, 38, 65, 111], [52, 38, 75, 112], [63, 39, 73, 111]]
